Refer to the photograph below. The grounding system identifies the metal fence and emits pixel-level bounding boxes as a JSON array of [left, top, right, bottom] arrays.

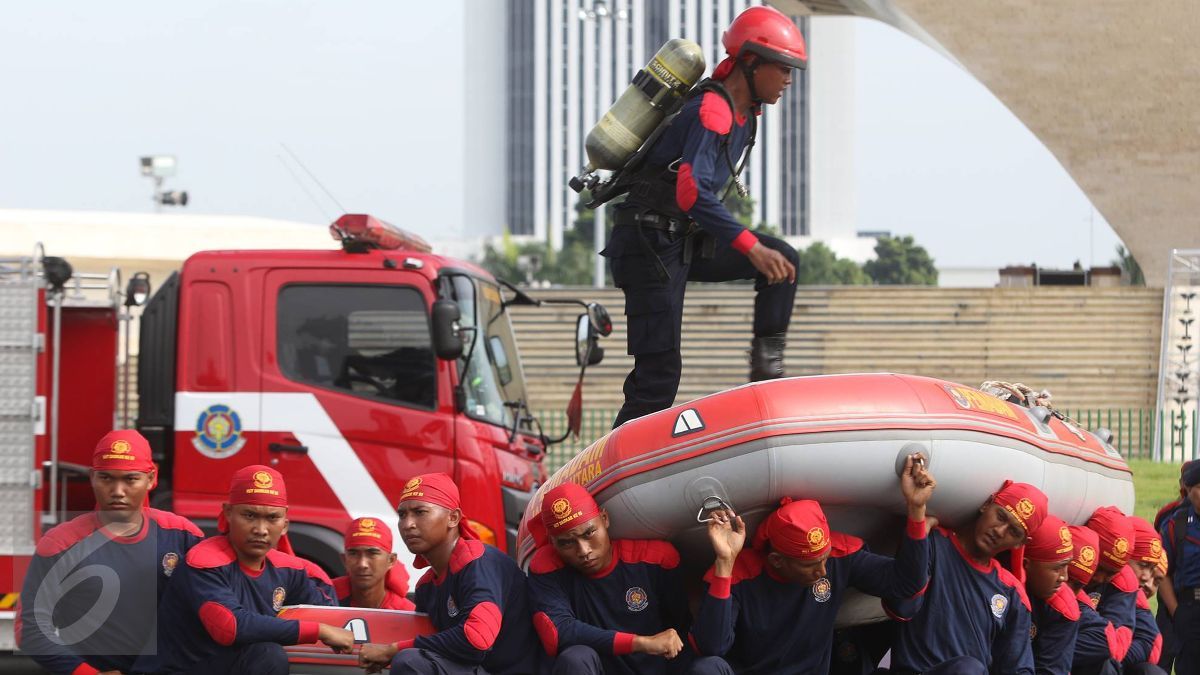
[[535, 407, 1200, 473]]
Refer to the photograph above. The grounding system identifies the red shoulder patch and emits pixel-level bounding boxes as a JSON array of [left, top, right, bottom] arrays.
[[332, 576, 351, 601], [1111, 565, 1138, 593], [529, 545, 567, 575], [448, 539, 487, 575], [698, 91, 733, 134], [615, 539, 680, 570], [382, 589, 415, 611], [186, 536, 238, 569], [146, 508, 205, 538], [830, 531, 864, 558], [1046, 583, 1081, 621], [35, 513, 99, 557], [996, 566, 1032, 611], [267, 549, 334, 586]]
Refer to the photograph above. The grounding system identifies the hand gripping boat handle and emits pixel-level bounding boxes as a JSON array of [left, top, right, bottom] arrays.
[[696, 495, 735, 523]]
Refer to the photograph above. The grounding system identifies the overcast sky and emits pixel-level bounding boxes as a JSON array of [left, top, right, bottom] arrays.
[[0, 1, 1122, 270]]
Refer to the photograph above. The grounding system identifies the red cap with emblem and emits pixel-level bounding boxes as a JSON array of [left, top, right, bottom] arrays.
[[1025, 515, 1074, 563], [397, 473, 479, 545], [541, 482, 602, 537], [1068, 524, 1101, 585], [752, 498, 831, 560], [990, 480, 1048, 535], [92, 429, 155, 474], [218, 465, 289, 546], [344, 516, 393, 552], [1086, 506, 1135, 569], [1128, 516, 1163, 565]]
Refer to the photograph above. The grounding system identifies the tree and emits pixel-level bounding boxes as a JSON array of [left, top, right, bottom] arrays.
[[1112, 244, 1145, 286], [863, 235, 938, 285], [795, 242, 869, 285], [478, 193, 611, 286]]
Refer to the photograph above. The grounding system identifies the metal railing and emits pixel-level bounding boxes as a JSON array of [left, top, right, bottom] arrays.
[[535, 406, 1200, 473]]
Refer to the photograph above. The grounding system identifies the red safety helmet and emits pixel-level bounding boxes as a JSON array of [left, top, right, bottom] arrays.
[[723, 5, 807, 70]]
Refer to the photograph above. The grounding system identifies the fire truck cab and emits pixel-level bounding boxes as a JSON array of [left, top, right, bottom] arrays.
[[0, 214, 607, 649]]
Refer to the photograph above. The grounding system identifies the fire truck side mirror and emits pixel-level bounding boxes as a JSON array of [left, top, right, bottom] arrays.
[[431, 299, 464, 360], [575, 313, 604, 367]]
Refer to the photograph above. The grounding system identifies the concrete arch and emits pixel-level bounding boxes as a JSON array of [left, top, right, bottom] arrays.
[[773, 0, 1200, 285]]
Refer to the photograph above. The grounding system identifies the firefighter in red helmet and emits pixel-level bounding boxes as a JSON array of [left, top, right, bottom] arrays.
[[607, 5, 807, 428]]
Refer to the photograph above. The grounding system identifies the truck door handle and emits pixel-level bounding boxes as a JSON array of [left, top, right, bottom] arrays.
[[268, 442, 309, 455]]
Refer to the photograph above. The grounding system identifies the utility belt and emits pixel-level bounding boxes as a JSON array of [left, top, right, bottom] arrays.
[[613, 208, 716, 281], [1180, 586, 1200, 604]]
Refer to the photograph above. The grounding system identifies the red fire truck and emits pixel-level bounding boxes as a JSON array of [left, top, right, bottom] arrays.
[[0, 214, 609, 649]]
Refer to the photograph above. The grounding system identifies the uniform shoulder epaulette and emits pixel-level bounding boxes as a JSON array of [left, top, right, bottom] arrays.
[[528, 545, 566, 575], [615, 539, 680, 570], [146, 508, 205, 537], [1046, 583, 1081, 621], [996, 565, 1032, 611], [1110, 565, 1139, 593], [1135, 589, 1150, 611], [698, 91, 734, 135], [35, 513, 99, 556], [267, 548, 333, 585], [447, 538, 487, 574], [830, 531, 864, 558], [186, 536, 238, 569]]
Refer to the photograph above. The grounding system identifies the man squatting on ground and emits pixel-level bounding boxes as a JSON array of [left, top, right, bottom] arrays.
[[156, 465, 353, 674], [688, 453, 935, 675], [18, 430, 204, 675], [357, 473, 539, 675]]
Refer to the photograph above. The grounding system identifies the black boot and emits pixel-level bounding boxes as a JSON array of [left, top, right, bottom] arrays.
[[749, 334, 787, 382]]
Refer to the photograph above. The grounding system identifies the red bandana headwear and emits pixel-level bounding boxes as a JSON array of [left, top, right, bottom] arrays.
[[344, 516, 394, 552], [1067, 524, 1101, 585], [92, 430, 155, 474], [541, 482, 602, 537], [1086, 506, 1135, 569], [218, 465, 293, 552], [990, 480, 1048, 535], [397, 473, 479, 568], [753, 498, 831, 560], [1128, 516, 1163, 565], [1025, 515, 1074, 563]]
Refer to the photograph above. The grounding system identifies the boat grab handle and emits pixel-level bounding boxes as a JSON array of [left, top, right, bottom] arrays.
[[696, 496, 735, 523]]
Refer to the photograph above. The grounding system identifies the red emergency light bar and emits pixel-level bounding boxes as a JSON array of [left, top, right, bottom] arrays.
[[331, 214, 432, 253]]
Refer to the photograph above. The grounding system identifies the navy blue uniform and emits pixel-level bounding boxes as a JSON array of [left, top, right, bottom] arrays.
[[606, 88, 798, 427], [1089, 564, 1139, 633], [393, 538, 538, 675], [17, 509, 203, 675], [528, 539, 722, 675], [156, 535, 336, 674], [690, 521, 929, 674], [1072, 588, 1128, 673], [1163, 503, 1200, 673], [884, 527, 1035, 674], [1124, 595, 1163, 667], [1029, 584, 1080, 675]]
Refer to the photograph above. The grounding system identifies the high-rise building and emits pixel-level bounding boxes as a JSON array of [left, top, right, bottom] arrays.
[[506, 0, 813, 248]]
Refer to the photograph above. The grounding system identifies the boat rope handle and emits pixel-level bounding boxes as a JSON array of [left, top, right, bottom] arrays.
[[696, 495, 734, 523]]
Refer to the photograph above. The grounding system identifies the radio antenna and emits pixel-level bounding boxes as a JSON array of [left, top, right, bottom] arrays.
[[280, 143, 348, 214], [276, 154, 331, 221]]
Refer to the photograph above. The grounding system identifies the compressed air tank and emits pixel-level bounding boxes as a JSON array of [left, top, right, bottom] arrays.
[[582, 38, 706, 172]]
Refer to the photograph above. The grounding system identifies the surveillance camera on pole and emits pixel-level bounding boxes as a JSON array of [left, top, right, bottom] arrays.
[[140, 154, 189, 210]]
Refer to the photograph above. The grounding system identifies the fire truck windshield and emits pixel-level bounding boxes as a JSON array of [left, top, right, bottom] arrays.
[[449, 275, 532, 433]]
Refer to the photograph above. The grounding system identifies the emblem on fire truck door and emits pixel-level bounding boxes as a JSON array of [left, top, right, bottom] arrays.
[[192, 404, 247, 459]]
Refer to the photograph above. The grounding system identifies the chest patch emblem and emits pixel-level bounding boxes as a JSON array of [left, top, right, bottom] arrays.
[[626, 586, 649, 612], [812, 577, 832, 602], [1030, 622, 1038, 640], [272, 587, 287, 612], [1087, 592, 1101, 609], [447, 595, 459, 617], [989, 593, 1008, 619], [161, 552, 179, 577]]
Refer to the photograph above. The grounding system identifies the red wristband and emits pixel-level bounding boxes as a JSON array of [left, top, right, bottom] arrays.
[[613, 631, 636, 655], [732, 229, 759, 255], [708, 575, 732, 599], [297, 620, 321, 644], [906, 519, 928, 540]]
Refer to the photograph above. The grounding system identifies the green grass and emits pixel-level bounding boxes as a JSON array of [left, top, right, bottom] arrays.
[[1128, 458, 1183, 521]]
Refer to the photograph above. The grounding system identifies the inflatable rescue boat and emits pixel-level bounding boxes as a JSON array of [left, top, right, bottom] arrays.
[[516, 373, 1135, 625]]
